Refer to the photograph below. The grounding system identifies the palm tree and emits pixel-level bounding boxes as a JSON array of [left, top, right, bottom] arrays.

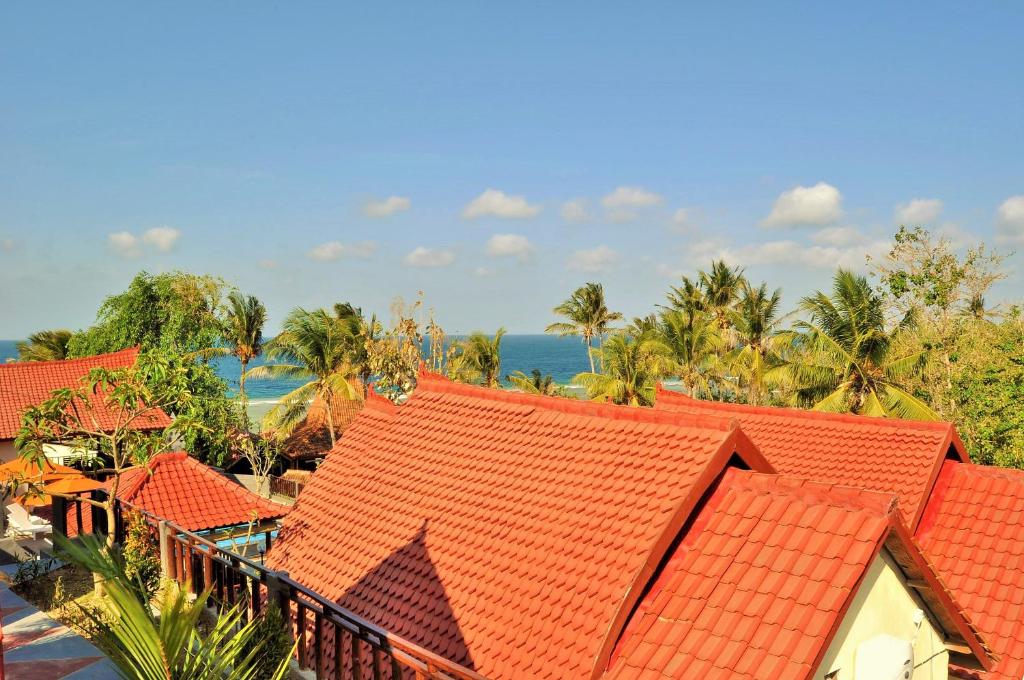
[[779, 269, 936, 419], [57, 533, 292, 680], [334, 302, 376, 394], [222, 292, 267, 421], [546, 283, 623, 372], [573, 332, 676, 406], [664, 276, 706, 321], [727, 282, 787, 405], [506, 369, 562, 396], [452, 329, 505, 387], [16, 329, 72, 361], [658, 309, 723, 398], [245, 308, 360, 446], [699, 260, 745, 331]]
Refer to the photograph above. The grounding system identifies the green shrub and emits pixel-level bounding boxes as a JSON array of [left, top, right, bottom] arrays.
[[122, 511, 161, 602]]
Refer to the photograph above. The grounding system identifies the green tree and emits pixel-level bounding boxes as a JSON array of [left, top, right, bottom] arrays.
[[658, 309, 723, 398], [57, 533, 293, 680], [222, 292, 267, 422], [246, 308, 360, 447], [451, 329, 505, 388], [16, 329, 73, 362], [573, 332, 675, 406], [505, 369, 564, 396], [699, 259, 746, 331], [66, 272, 242, 466], [780, 269, 936, 419], [546, 283, 623, 373], [727, 282, 787, 405]]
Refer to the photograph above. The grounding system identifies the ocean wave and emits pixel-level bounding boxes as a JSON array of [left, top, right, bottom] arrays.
[[246, 399, 283, 405]]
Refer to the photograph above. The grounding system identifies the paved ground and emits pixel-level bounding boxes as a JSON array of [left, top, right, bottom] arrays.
[[1, 564, 118, 679]]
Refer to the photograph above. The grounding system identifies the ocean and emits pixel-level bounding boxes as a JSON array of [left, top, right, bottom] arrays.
[[0, 335, 593, 404]]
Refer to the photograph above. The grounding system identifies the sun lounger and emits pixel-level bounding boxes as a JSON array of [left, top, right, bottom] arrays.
[[5, 503, 52, 540]]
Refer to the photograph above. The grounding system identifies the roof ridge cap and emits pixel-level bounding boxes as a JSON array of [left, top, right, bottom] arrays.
[[733, 471, 900, 516], [0, 346, 140, 370], [414, 371, 736, 432]]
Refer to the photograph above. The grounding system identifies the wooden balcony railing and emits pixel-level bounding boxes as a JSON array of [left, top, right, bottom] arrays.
[[52, 495, 487, 680]]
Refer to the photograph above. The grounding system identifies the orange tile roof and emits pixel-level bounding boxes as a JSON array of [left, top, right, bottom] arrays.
[[0, 348, 171, 440], [917, 461, 1024, 680], [654, 387, 965, 530], [267, 370, 773, 680], [604, 469, 991, 680], [281, 387, 364, 462], [114, 451, 289, 531]]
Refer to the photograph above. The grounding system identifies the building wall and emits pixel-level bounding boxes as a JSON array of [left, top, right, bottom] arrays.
[[0, 439, 16, 463], [818, 549, 949, 680]]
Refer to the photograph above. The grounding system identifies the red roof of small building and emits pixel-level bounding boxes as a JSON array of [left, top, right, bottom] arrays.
[[654, 387, 966, 530], [268, 370, 773, 680], [281, 388, 364, 462], [917, 461, 1024, 680], [604, 469, 991, 679], [0, 348, 171, 440], [114, 451, 289, 532]]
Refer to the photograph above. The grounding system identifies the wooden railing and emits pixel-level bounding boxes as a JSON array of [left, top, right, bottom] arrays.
[[52, 495, 487, 680], [269, 474, 305, 499]]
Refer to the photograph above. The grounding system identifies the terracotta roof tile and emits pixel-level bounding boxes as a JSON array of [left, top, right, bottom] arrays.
[[654, 387, 963, 529], [267, 370, 772, 680], [114, 451, 289, 531], [604, 469, 991, 680], [918, 461, 1024, 680], [0, 348, 171, 440]]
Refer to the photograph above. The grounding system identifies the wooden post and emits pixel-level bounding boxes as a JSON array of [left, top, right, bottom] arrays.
[[158, 521, 171, 578], [51, 496, 67, 540]]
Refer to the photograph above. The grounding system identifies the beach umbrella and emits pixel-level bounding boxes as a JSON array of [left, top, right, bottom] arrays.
[[42, 477, 104, 495], [0, 458, 79, 483], [13, 492, 51, 508]]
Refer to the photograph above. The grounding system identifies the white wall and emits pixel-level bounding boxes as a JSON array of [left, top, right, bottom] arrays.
[[818, 549, 949, 680]]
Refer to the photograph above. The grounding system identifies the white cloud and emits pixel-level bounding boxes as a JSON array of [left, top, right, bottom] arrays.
[[363, 196, 411, 218], [462, 189, 540, 220], [561, 199, 590, 223], [1, 238, 16, 252], [601, 186, 663, 209], [671, 208, 696, 233], [257, 259, 278, 270], [567, 245, 619, 273], [403, 246, 456, 267], [142, 226, 181, 252], [811, 226, 864, 247], [996, 195, 1024, 243], [108, 231, 141, 258], [307, 240, 377, 261], [473, 266, 495, 277], [691, 238, 889, 271], [895, 198, 943, 225], [485, 234, 534, 262], [762, 182, 843, 227]]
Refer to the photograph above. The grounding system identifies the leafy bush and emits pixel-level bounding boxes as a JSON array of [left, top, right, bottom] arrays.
[[244, 603, 295, 680], [122, 511, 161, 602]]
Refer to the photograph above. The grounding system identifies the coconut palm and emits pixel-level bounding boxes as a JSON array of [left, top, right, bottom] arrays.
[[546, 283, 623, 372], [334, 301, 376, 394], [727, 282, 787, 405], [664, 276, 706, 321], [658, 309, 723, 398], [573, 332, 676, 406], [779, 269, 936, 419], [506, 369, 562, 396], [452, 329, 505, 388], [56, 533, 292, 680], [16, 329, 72, 361], [699, 260, 745, 330], [245, 308, 360, 446], [222, 292, 267, 420]]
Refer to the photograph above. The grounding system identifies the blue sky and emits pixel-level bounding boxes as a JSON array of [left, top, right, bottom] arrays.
[[2, 2, 1022, 336]]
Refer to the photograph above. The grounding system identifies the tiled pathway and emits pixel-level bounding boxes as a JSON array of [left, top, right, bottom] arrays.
[[1, 565, 117, 679]]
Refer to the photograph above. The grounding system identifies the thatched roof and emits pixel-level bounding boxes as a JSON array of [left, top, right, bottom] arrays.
[[281, 387, 364, 462]]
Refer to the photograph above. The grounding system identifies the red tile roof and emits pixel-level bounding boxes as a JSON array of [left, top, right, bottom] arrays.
[[605, 469, 991, 680], [917, 461, 1024, 680], [114, 451, 289, 532], [268, 370, 773, 680], [654, 387, 966, 530], [0, 348, 171, 440]]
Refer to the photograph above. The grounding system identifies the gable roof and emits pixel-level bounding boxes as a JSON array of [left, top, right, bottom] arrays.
[[654, 387, 966, 530], [917, 461, 1024, 680], [281, 387, 364, 462], [0, 348, 171, 440], [267, 370, 773, 680], [114, 451, 289, 532], [604, 469, 992, 680]]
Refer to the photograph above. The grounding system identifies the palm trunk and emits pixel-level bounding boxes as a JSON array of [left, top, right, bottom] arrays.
[[239, 358, 249, 430], [586, 335, 595, 373], [325, 391, 337, 448]]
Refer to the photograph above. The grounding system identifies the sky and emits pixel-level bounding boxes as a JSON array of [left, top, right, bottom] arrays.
[[2, 2, 1022, 336]]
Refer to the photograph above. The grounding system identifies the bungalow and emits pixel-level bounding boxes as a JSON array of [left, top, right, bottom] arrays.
[[655, 388, 1024, 680], [280, 389, 363, 469], [0, 348, 171, 463], [267, 370, 991, 679]]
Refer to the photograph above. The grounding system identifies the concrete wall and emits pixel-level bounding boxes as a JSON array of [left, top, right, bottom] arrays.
[[818, 549, 949, 680]]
